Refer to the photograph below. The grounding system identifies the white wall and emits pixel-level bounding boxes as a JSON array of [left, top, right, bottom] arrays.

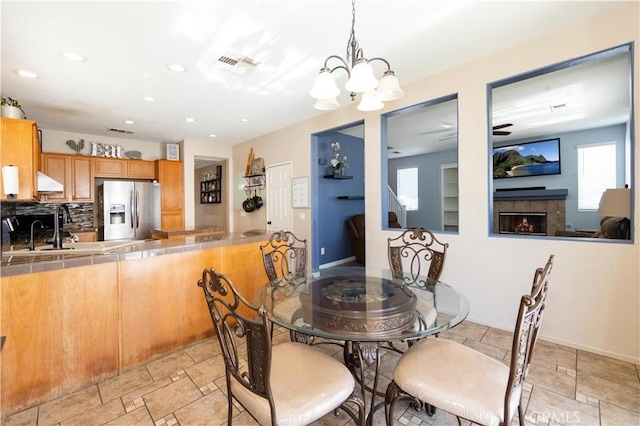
[[41, 128, 165, 159], [231, 4, 639, 363]]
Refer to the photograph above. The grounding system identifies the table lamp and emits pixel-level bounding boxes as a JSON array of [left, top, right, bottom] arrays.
[[597, 187, 631, 239]]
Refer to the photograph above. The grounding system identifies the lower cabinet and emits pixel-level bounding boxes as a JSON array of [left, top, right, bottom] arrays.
[[0, 240, 269, 416]]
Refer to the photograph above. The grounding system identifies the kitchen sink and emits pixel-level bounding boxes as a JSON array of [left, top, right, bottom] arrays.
[[2, 240, 146, 256]]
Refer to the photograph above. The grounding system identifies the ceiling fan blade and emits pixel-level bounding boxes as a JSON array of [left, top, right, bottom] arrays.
[[493, 131, 511, 136], [492, 123, 513, 130]]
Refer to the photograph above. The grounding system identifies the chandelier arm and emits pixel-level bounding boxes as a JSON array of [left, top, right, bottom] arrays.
[[323, 55, 351, 77], [367, 57, 392, 71]]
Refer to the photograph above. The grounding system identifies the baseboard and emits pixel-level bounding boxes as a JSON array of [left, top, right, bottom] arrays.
[[466, 316, 640, 365], [319, 256, 357, 269]]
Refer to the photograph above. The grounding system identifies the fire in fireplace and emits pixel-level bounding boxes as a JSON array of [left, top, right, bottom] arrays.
[[499, 213, 547, 236]]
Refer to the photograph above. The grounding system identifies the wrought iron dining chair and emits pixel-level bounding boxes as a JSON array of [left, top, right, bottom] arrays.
[[260, 230, 307, 281], [198, 267, 365, 426], [385, 255, 554, 426], [388, 228, 449, 285], [260, 230, 315, 343], [386, 228, 449, 352]]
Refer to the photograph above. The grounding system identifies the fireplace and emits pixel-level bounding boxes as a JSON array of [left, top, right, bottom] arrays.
[[499, 213, 547, 236]]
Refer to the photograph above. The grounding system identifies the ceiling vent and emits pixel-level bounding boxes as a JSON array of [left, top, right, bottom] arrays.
[[108, 128, 135, 134], [216, 52, 258, 76]]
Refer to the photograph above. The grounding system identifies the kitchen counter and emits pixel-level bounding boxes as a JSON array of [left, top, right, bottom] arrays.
[[151, 226, 226, 239], [1, 228, 272, 416], [0, 229, 268, 277]]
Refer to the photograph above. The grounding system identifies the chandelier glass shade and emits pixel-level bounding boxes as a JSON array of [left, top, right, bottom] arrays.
[[309, 0, 404, 111]]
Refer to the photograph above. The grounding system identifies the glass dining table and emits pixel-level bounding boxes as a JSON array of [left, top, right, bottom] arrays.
[[256, 266, 469, 424]]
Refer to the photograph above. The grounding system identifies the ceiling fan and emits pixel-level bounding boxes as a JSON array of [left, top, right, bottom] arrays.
[[492, 123, 513, 136]]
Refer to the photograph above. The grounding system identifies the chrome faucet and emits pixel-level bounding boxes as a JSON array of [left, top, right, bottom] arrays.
[[52, 203, 73, 249], [29, 220, 44, 251]]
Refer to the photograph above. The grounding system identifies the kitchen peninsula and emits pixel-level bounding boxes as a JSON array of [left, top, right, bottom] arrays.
[[0, 231, 270, 417]]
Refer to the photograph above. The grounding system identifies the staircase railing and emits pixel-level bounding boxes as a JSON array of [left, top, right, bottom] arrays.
[[388, 186, 407, 228]]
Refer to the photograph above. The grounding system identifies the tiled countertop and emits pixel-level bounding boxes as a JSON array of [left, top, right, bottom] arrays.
[[0, 230, 269, 277]]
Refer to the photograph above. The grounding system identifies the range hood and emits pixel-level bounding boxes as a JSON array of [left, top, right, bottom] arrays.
[[37, 171, 64, 193]]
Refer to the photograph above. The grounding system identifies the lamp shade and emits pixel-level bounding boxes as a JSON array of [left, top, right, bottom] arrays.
[[310, 69, 340, 100], [357, 91, 384, 111], [597, 188, 631, 218], [313, 98, 340, 110], [376, 71, 404, 101], [345, 60, 378, 93]]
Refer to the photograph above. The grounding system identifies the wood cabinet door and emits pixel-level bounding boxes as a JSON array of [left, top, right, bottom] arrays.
[[0, 118, 38, 200], [160, 211, 184, 232], [71, 156, 94, 201], [127, 160, 155, 179], [42, 153, 69, 201], [95, 158, 126, 177], [156, 160, 184, 211]]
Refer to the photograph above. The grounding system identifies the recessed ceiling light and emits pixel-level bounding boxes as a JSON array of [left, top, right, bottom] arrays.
[[14, 69, 38, 79], [143, 96, 156, 102], [184, 117, 196, 123], [167, 63, 187, 72], [240, 118, 249, 123], [61, 52, 87, 62], [209, 134, 217, 138], [124, 120, 134, 125]]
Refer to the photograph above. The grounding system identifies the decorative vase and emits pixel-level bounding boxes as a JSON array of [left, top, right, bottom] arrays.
[[1, 105, 23, 119]]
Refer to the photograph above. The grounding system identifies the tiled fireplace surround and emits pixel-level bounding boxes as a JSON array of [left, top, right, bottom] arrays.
[[493, 189, 568, 236]]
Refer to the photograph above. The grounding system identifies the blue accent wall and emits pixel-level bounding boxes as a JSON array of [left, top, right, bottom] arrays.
[[388, 149, 457, 229], [316, 133, 364, 265], [493, 123, 628, 230]]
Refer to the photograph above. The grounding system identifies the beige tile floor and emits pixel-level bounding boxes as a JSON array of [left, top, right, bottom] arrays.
[[3, 321, 639, 426]]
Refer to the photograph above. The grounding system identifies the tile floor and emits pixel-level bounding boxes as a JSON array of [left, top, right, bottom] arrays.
[[2, 321, 639, 426]]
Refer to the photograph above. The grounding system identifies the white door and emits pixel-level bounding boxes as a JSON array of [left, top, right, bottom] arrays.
[[266, 162, 292, 232]]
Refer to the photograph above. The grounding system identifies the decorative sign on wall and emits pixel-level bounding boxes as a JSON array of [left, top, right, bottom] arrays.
[[91, 142, 126, 158]]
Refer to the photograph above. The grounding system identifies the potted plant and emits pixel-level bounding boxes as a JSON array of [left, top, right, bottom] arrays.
[[1, 96, 25, 119]]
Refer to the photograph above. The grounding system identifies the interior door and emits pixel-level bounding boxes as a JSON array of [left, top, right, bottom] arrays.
[[266, 162, 292, 232]]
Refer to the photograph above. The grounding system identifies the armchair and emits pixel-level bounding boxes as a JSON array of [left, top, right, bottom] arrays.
[[555, 216, 630, 239]]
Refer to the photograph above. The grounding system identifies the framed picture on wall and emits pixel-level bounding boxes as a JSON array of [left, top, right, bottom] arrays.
[[166, 143, 179, 161], [251, 157, 264, 175]]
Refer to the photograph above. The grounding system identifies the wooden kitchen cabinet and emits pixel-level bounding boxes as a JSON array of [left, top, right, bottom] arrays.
[[95, 158, 155, 179], [127, 160, 155, 179], [41, 154, 94, 202], [155, 160, 184, 231], [94, 158, 126, 177], [0, 118, 41, 201]]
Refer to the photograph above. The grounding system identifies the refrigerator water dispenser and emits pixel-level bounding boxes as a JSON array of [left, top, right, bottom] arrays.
[[109, 204, 126, 225]]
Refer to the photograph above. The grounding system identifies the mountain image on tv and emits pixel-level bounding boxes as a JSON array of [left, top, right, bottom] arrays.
[[493, 139, 561, 178]]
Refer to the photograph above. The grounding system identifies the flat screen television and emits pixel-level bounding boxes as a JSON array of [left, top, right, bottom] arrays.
[[493, 138, 561, 178]]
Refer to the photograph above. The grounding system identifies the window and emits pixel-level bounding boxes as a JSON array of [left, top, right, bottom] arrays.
[[397, 167, 418, 211], [577, 143, 616, 210]]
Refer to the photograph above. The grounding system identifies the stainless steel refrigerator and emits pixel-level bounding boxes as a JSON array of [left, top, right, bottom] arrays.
[[97, 180, 161, 241]]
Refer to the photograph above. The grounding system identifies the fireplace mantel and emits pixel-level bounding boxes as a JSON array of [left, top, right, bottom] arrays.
[[494, 188, 568, 201]]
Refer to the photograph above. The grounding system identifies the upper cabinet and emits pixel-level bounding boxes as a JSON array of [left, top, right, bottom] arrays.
[[95, 158, 155, 179], [41, 153, 94, 202], [0, 118, 41, 201]]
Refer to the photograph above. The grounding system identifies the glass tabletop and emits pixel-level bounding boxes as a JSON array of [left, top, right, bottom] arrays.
[[257, 266, 469, 343]]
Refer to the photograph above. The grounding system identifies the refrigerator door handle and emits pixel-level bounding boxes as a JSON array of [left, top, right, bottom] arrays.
[[130, 190, 135, 229], [135, 190, 140, 229]]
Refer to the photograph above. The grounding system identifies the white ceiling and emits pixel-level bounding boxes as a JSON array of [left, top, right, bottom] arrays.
[[0, 1, 630, 153]]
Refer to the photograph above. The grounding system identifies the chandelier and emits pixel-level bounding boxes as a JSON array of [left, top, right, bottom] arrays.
[[309, 0, 404, 111]]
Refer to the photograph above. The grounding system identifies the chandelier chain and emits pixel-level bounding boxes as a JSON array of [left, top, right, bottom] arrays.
[[346, 0, 362, 68]]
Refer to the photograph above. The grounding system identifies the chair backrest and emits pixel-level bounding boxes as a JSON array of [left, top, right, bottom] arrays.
[[197, 267, 276, 416], [504, 254, 554, 422], [387, 228, 449, 284], [260, 230, 308, 281]]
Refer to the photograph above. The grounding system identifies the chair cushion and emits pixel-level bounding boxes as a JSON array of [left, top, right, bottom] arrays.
[[394, 338, 519, 426], [231, 342, 355, 425]]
